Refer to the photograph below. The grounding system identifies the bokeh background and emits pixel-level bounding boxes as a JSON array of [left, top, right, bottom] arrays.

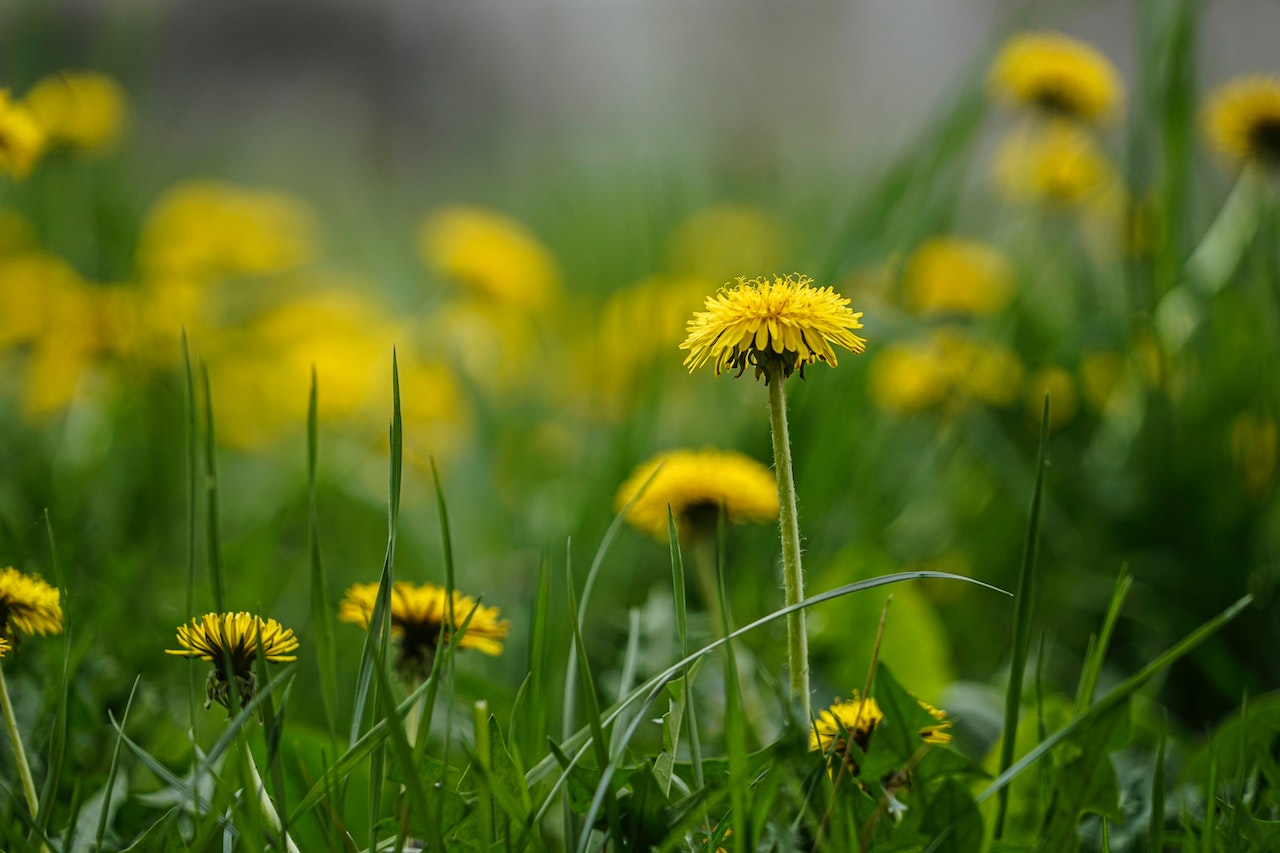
[[2, 0, 1278, 783]]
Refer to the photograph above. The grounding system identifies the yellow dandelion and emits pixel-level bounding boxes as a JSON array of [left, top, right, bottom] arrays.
[[868, 342, 952, 416], [0, 567, 63, 644], [23, 71, 128, 152], [1204, 74, 1280, 170], [1024, 365, 1079, 431], [915, 698, 953, 746], [902, 237, 1015, 317], [166, 612, 299, 711], [0, 636, 10, 658], [615, 448, 779, 540], [988, 31, 1122, 124], [339, 581, 509, 679], [811, 692, 885, 773], [0, 89, 45, 179], [417, 206, 561, 311], [994, 121, 1115, 208], [681, 274, 866, 381]]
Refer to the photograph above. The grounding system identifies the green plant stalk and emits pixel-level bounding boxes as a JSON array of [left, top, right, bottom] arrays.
[[242, 738, 301, 853], [765, 362, 810, 720], [0, 662, 41, 820]]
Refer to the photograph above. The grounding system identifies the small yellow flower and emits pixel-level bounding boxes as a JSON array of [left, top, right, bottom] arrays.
[[915, 699, 953, 746], [417, 207, 561, 311], [681, 274, 866, 381], [869, 329, 1023, 415], [166, 612, 299, 711], [811, 692, 885, 773], [994, 121, 1115, 208], [988, 31, 1122, 124], [0, 567, 63, 645], [339, 581, 509, 679], [615, 448, 779, 540], [1203, 74, 1280, 170], [23, 71, 128, 152], [1023, 365, 1079, 432], [0, 89, 45, 178], [902, 237, 1015, 316], [868, 342, 952, 415], [138, 180, 317, 279]]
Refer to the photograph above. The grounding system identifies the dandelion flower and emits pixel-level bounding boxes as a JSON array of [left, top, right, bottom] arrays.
[[0, 90, 45, 179], [681, 274, 866, 381], [166, 612, 299, 712], [615, 448, 779, 540], [665, 206, 790, 282], [339, 581, 509, 680], [988, 31, 1122, 124], [1024, 365, 1078, 431], [24, 71, 128, 152], [993, 121, 1115, 208], [417, 207, 561, 311], [0, 567, 63, 644], [0, 636, 9, 658], [811, 692, 885, 774], [1204, 74, 1280, 170], [902, 237, 1015, 317]]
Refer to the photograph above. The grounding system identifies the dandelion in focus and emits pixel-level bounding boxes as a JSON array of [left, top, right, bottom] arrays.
[[417, 206, 561, 311], [166, 612, 299, 712], [988, 31, 1122, 124], [340, 581, 509, 681], [901, 237, 1015, 317], [681, 274, 866, 381], [24, 71, 128, 152], [1203, 74, 1280, 171], [0, 90, 45, 178], [616, 448, 778, 540]]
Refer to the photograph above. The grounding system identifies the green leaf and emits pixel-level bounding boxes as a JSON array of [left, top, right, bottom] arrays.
[[120, 807, 189, 852], [921, 777, 983, 853], [1040, 698, 1131, 850]]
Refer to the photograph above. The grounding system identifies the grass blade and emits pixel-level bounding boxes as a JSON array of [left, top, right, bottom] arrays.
[[307, 367, 340, 746], [1076, 568, 1133, 712], [199, 360, 225, 614], [94, 676, 140, 850]]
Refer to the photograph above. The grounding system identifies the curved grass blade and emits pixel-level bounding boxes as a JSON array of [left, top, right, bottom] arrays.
[[94, 676, 140, 851]]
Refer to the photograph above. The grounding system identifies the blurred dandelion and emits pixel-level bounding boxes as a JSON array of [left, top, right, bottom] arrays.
[[811, 692, 884, 774], [0, 566, 64, 644], [615, 448, 778, 540], [993, 121, 1115, 208], [1023, 365, 1078, 432], [665, 205, 791, 282], [0, 637, 9, 658], [23, 71, 128, 153], [915, 698, 953, 745], [1203, 74, 1280, 171], [339, 581, 509, 681], [0, 89, 44, 178], [166, 612, 299, 712], [988, 31, 1122, 124], [901, 237, 1015, 317]]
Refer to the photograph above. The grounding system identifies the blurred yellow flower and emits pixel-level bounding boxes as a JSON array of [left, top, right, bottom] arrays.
[[902, 237, 1015, 316], [811, 692, 884, 772], [0, 636, 9, 658], [1203, 74, 1280, 170], [1023, 366, 1078, 431], [417, 207, 560, 311], [615, 448, 779, 540], [23, 71, 128, 152], [916, 698, 953, 745], [1079, 350, 1127, 411], [1230, 412, 1277, 502], [166, 612, 299, 711], [869, 329, 1023, 415], [988, 31, 1122, 124], [994, 121, 1115, 208], [0, 567, 63, 644], [340, 581, 509, 679], [0, 252, 85, 349], [665, 205, 790, 282], [681, 274, 866, 381], [138, 180, 317, 279], [0, 89, 44, 178]]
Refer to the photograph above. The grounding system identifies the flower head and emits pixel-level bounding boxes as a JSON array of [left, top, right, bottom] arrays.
[[988, 31, 1122, 124], [811, 692, 885, 774], [902, 238, 1015, 317], [615, 448, 779, 540], [339, 581, 509, 680], [1204, 75, 1280, 171], [681, 274, 866, 381], [0, 566, 63, 646], [993, 121, 1115, 209], [24, 71, 128, 152], [166, 612, 299, 712], [417, 207, 561, 311], [0, 89, 45, 179]]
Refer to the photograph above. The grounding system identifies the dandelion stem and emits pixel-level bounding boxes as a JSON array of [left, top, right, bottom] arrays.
[[242, 738, 301, 853], [0, 662, 41, 821], [764, 361, 810, 719]]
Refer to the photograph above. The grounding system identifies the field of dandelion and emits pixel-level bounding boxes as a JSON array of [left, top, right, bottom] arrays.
[[2, 1, 1279, 851]]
